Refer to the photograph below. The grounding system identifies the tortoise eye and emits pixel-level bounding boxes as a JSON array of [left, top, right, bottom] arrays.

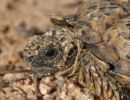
[[126, 23, 130, 29], [45, 48, 58, 59], [43, 44, 63, 62]]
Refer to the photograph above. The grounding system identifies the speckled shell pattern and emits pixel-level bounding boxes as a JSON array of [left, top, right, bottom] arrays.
[[72, 0, 130, 77]]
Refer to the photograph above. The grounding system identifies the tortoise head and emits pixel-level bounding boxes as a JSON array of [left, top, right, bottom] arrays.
[[22, 29, 78, 77]]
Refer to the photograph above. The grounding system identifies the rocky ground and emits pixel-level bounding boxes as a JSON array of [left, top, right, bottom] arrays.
[[0, 0, 88, 100]]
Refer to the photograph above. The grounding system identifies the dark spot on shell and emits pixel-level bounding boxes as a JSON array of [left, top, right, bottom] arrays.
[[126, 55, 130, 59], [109, 3, 118, 9], [99, 6, 107, 11]]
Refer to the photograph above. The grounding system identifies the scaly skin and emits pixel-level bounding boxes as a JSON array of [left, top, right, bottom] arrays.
[[23, 28, 130, 100]]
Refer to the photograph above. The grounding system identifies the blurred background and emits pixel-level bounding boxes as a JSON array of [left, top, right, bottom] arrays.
[[0, 0, 81, 72], [0, 1, 83, 99]]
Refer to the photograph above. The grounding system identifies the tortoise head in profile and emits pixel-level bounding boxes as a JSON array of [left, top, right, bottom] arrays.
[[22, 27, 130, 100], [22, 29, 78, 77]]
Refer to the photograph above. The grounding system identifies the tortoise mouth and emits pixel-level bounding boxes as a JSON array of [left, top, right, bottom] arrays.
[[33, 66, 56, 77]]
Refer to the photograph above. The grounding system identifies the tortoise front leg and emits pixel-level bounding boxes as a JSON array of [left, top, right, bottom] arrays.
[[74, 21, 120, 66], [108, 70, 130, 89]]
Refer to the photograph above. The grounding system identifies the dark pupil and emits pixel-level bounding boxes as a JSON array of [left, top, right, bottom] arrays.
[[126, 23, 130, 29], [45, 49, 57, 58]]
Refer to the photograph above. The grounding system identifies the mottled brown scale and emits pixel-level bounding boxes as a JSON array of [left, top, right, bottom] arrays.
[[51, 0, 130, 77], [114, 59, 130, 76], [103, 17, 130, 76], [87, 44, 120, 65], [73, 20, 120, 66], [79, 19, 130, 77], [113, 0, 130, 13], [74, 22, 103, 44], [73, 50, 129, 100], [51, 0, 129, 33], [77, 0, 128, 33]]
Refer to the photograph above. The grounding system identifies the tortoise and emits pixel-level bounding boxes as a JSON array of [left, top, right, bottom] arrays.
[[22, 0, 130, 99], [22, 28, 130, 100], [50, 0, 130, 78], [22, 29, 77, 77], [1, 0, 130, 99]]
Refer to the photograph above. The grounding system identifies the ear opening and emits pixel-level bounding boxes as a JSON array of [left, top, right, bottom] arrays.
[[108, 63, 115, 71]]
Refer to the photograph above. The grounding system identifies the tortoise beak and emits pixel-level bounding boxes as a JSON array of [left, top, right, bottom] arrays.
[[33, 66, 55, 77]]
